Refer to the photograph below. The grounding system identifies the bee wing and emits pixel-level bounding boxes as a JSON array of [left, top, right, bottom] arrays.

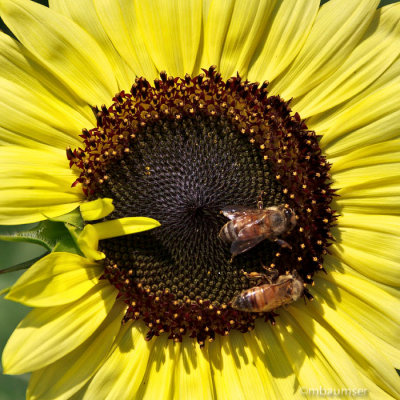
[[230, 214, 272, 256], [230, 234, 266, 256], [221, 206, 264, 220]]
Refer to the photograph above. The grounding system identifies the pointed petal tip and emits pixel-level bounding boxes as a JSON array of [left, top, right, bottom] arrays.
[[80, 198, 115, 221], [92, 216, 161, 240]]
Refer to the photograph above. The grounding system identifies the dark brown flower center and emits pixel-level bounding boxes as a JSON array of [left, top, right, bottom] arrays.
[[68, 66, 336, 345]]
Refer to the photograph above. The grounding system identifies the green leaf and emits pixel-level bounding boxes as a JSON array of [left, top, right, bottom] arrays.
[[52, 234, 83, 256], [0, 221, 66, 250], [0, 287, 10, 296], [0, 255, 48, 275], [0, 218, 84, 269], [44, 206, 84, 229]]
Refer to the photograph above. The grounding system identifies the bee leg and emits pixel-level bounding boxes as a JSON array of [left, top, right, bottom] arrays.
[[229, 255, 235, 263], [274, 238, 292, 250], [259, 260, 279, 283], [257, 191, 264, 209], [242, 270, 269, 283]]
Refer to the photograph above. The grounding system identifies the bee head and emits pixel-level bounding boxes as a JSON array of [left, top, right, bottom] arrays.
[[283, 207, 297, 231]]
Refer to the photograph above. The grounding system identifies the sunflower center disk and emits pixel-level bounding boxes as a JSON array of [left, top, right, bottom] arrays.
[[69, 66, 336, 345]]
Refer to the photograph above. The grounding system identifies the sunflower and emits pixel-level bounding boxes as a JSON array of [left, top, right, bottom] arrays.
[[1, 0, 400, 399]]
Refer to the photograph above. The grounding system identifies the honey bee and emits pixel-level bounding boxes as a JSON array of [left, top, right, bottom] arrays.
[[231, 270, 304, 313], [218, 202, 296, 259]]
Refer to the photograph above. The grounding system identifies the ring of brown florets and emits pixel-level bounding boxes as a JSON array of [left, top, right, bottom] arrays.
[[68, 66, 337, 344]]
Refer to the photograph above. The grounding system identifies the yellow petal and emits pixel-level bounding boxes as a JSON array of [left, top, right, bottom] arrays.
[[336, 195, 400, 215], [217, 0, 277, 78], [49, 0, 137, 90], [2, 280, 117, 374], [5, 252, 103, 307], [0, 33, 91, 150], [286, 306, 365, 390], [209, 336, 246, 399], [248, 0, 319, 83], [302, 291, 400, 398], [270, 0, 379, 99], [200, 0, 235, 69], [27, 300, 126, 400], [135, 0, 202, 76], [0, 146, 84, 225], [271, 311, 343, 392], [333, 227, 400, 263], [83, 322, 154, 400], [248, 323, 299, 400], [0, 31, 94, 123], [137, 335, 177, 400], [94, 0, 158, 79], [0, 83, 81, 150], [311, 56, 400, 155], [295, 4, 400, 118], [80, 198, 114, 221], [333, 163, 400, 196], [312, 274, 400, 368], [286, 306, 398, 399], [0, 0, 117, 105], [77, 224, 106, 261], [331, 240, 400, 287], [329, 140, 400, 173], [226, 331, 267, 398], [326, 112, 400, 159], [338, 212, 400, 237], [173, 337, 213, 400], [92, 217, 161, 240], [323, 256, 400, 323]]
